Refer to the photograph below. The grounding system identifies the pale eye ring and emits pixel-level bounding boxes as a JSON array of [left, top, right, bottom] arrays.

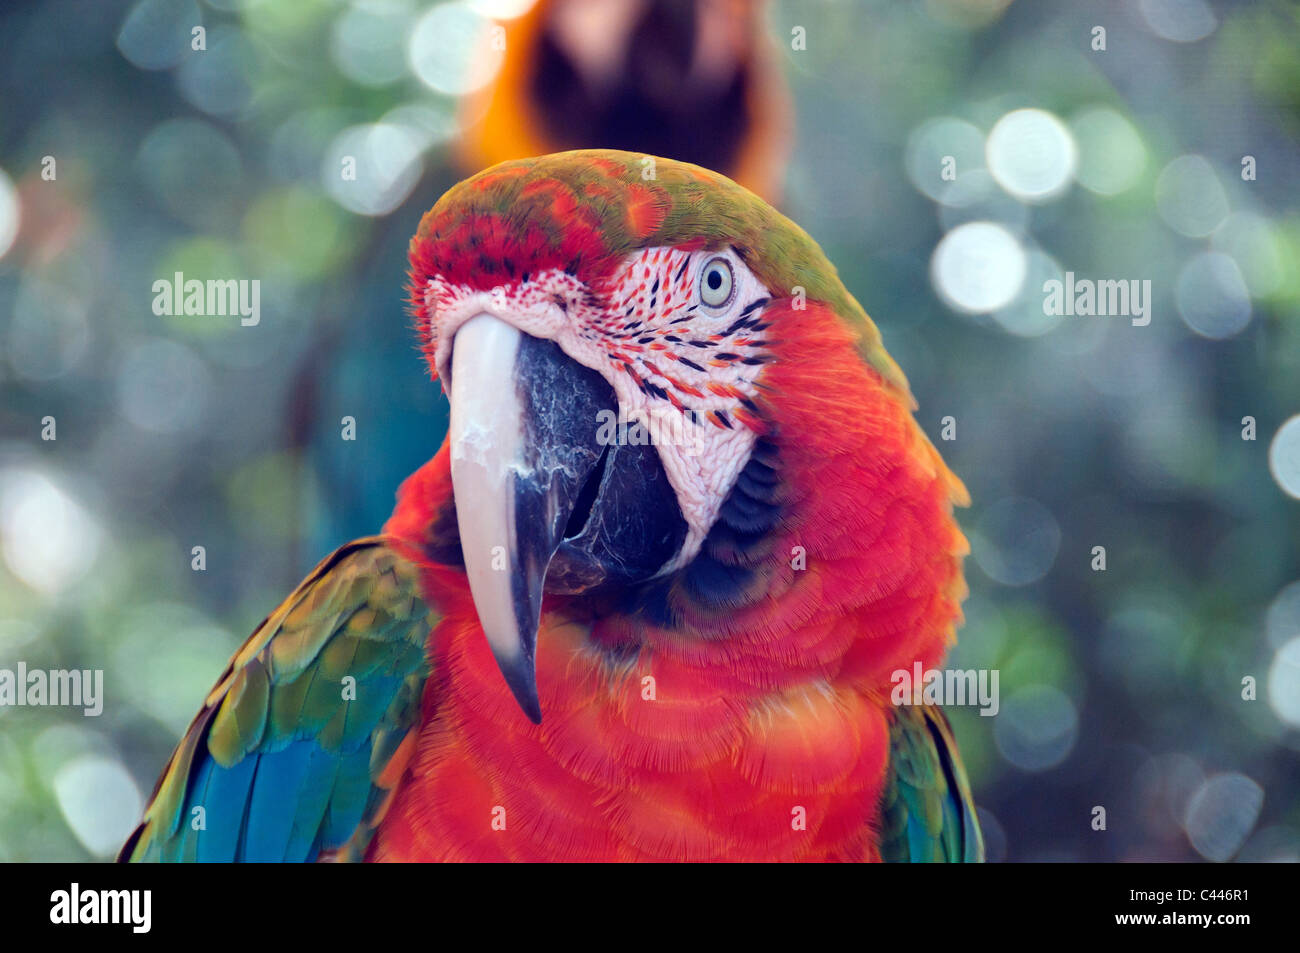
[[699, 257, 735, 309]]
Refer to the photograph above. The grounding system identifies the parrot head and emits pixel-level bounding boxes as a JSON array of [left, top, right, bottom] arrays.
[[459, 0, 792, 202], [406, 149, 967, 723]]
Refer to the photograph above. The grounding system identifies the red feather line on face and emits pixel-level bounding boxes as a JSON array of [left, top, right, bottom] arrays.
[[406, 155, 748, 387], [409, 164, 639, 315], [407, 171, 617, 377], [588, 246, 771, 434], [409, 150, 917, 430], [408, 157, 770, 435]]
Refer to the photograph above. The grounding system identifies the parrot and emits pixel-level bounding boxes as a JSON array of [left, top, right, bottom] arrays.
[[458, 0, 792, 203], [121, 149, 981, 863], [298, 1, 792, 561]]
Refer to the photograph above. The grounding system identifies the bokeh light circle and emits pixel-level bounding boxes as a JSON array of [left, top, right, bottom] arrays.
[[1155, 155, 1228, 238], [1183, 773, 1263, 862], [331, 0, 414, 88], [322, 123, 424, 216], [1139, 0, 1218, 43], [9, 277, 90, 380], [53, 756, 143, 857], [972, 496, 1061, 586], [116, 338, 212, 434], [931, 221, 1027, 314], [409, 2, 504, 96], [1175, 251, 1251, 339], [1212, 212, 1284, 298], [1269, 416, 1300, 500], [0, 469, 102, 596], [1070, 107, 1146, 195], [1269, 636, 1300, 729], [137, 119, 244, 228], [985, 108, 1077, 203], [0, 167, 18, 259], [176, 25, 256, 116], [994, 685, 1079, 772], [905, 117, 986, 204], [1266, 580, 1300, 650], [469, 0, 538, 17], [116, 0, 201, 71]]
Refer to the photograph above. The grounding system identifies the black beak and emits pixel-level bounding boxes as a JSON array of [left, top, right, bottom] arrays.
[[447, 315, 616, 723]]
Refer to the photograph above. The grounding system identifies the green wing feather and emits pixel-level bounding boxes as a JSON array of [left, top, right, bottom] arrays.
[[119, 537, 437, 863], [879, 705, 984, 863]]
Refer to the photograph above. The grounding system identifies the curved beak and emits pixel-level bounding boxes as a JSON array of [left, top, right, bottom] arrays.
[[447, 314, 614, 723]]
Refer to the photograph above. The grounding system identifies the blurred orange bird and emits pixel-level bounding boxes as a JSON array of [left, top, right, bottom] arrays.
[[458, 0, 792, 202]]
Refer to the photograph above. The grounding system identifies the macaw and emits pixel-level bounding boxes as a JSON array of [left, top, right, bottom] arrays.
[[302, 1, 791, 558], [458, 0, 791, 203], [122, 150, 981, 863]]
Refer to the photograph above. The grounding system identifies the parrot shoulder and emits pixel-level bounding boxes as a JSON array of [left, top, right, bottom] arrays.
[[879, 705, 984, 863], [119, 536, 437, 862]]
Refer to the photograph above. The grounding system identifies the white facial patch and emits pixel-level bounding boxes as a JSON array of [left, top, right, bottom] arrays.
[[426, 246, 774, 572]]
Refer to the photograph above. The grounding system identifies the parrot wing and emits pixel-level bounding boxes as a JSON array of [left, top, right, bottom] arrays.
[[879, 705, 984, 863], [119, 537, 436, 863]]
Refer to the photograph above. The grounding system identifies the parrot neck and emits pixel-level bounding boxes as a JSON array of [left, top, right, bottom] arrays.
[[577, 299, 968, 697]]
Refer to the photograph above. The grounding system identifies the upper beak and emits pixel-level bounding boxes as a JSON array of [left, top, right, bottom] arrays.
[[447, 314, 615, 723]]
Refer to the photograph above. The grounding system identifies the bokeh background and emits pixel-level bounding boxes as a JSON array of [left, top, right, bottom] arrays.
[[1, 0, 1299, 862]]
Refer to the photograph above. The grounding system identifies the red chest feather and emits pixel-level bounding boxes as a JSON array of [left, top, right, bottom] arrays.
[[373, 299, 967, 862], [369, 614, 890, 862]]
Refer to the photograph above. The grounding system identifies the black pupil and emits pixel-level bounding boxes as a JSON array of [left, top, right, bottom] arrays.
[[707, 269, 723, 289]]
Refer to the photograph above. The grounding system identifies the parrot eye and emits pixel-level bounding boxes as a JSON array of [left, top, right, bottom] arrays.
[[699, 257, 735, 309]]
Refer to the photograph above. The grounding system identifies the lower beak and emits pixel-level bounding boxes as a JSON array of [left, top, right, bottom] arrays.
[[447, 314, 614, 723]]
